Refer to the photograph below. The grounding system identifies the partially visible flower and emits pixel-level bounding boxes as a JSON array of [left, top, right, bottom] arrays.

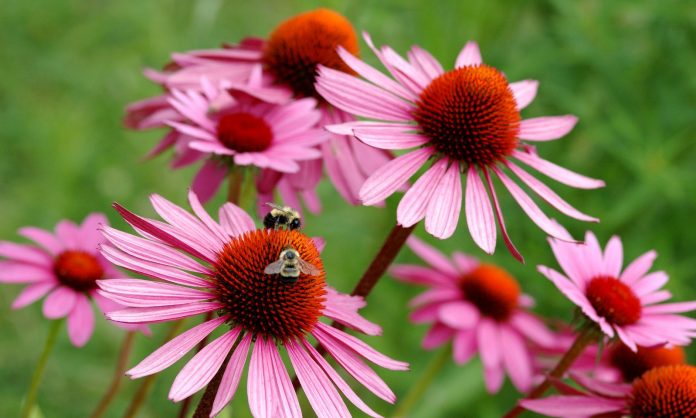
[[256, 160, 323, 215], [0, 214, 146, 347], [99, 191, 408, 417], [390, 237, 555, 393], [125, 8, 392, 207], [522, 365, 696, 417], [539, 231, 696, 350], [316, 34, 604, 259]]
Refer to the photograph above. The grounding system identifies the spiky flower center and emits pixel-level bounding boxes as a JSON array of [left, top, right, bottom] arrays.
[[216, 112, 273, 153], [261, 8, 359, 99], [214, 229, 326, 341], [609, 343, 686, 382], [413, 65, 520, 166], [459, 264, 520, 321], [54, 251, 104, 291], [629, 365, 696, 417], [585, 276, 642, 326]]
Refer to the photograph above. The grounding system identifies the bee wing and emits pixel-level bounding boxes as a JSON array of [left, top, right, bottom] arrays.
[[266, 202, 284, 211], [297, 258, 321, 276], [264, 259, 284, 275]]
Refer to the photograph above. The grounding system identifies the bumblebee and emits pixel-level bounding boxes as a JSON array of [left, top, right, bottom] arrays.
[[264, 246, 320, 284], [263, 203, 301, 230]]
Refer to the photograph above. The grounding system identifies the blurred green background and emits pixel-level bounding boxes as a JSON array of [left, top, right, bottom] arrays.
[[1, 0, 695, 416]]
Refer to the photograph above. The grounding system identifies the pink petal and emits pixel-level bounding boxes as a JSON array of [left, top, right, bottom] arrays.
[[18, 227, 63, 255], [336, 46, 417, 101], [78, 213, 109, 252], [510, 313, 556, 348], [518, 116, 578, 141], [192, 159, 228, 204], [537, 266, 589, 309], [218, 202, 256, 237], [642, 301, 696, 314], [408, 46, 444, 79], [248, 337, 302, 418], [169, 328, 240, 402], [570, 372, 632, 398], [483, 363, 505, 393], [55, 220, 80, 249], [127, 316, 228, 378], [455, 41, 482, 68], [353, 128, 429, 150], [632, 271, 668, 297], [322, 290, 381, 336], [465, 166, 496, 254], [166, 121, 217, 141], [492, 167, 575, 242], [405, 236, 459, 277], [0, 242, 52, 266], [425, 162, 462, 239], [509, 80, 538, 110], [482, 168, 524, 263], [477, 319, 501, 371], [620, 250, 657, 285], [512, 149, 605, 189], [500, 326, 532, 391], [396, 159, 447, 227], [452, 329, 477, 364], [362, 32, 426, 94], [211, 332, 252, 416], [521, 396, 625, 417], [438, 301, 479, 330], [313, 323, 409, 370], [603, 236, 623, 277], [360, 147, 434, 206], [286, 340, 351, 418], [547, 237, 590, 288], [67, 293, 95, 347], [316, 65, 414, 122], [422, 322, 455, 349], [106, 301, 224, 324], [97, 279, 213, 308], [12, 281, 56, 309], [389, 265, 453, 286], [43, 286, 77, 319], [506, 161, 598, 222], [0, 261, 54, 283], [301, 339, 382, 417], [452, 252, 478, 274], [150, 194, 224, 250]]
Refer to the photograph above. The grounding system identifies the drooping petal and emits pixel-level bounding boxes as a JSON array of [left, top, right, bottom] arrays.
[[67, 294, 95, 347], [248, 337, 302, 418], [499, 326, 532, 391], [12, 281, 56, 309], [482, 167, 524, 263], [360, 147, 434, 206], [465, 166, 496, 254], [43, 286, 77, 319], [425, 162, 462, 239], [192, 159, 228, 204]]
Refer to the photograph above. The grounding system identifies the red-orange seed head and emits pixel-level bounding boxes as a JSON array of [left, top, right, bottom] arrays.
[[262, 8, 359, 99], [54, 251, 104, 291], [414, 65, 520, 166], [609, 343, 686, 382], [629, 365, 696, 417], [585, 276, 642, 326], [216, 112, 273, 153], [459, 264, 520, 321], [214, 229, 326, 341]]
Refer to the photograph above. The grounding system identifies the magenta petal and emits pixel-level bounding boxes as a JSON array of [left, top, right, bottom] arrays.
[[389, 265, 453, 286], [481, 168, 524, 262], [0, 262, 54, 283], [192, 159, 228, 204], [43, 286, 77, 319], [406, 236, 459, 277], [67, 294, 94, 347], [360, 147, 434, 206], [169, 328, 240, 402], [509, 80, 538, 110], [97, 279, 213, 308], [425, 162, 462, 239], [518, 116, 578, 141], [286, 340, 351, 418], [18, 227, 63, 255], [477, 319, 501, 371], [499, 326, 532, 392], [12, 281, 56, 309], [0, 242, 52, 266], [422, 322, 455, 349], [438, 301, 479, 330], [78, 213, 109, 252], [397, 159, 448, 228], [510, 313, 556, 348], [55, 220, 80, 249], [128, 316, 228, 378], [521, 396, 625, 417], [106, 301, 224, 324], [211, 333, 252, 417], [455, 41, 482, 68], [465, 166, 497, 254], [150, 194, 224, 251], [452, 329, 477, 365]]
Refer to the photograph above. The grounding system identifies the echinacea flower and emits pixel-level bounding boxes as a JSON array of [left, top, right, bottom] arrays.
[[540, 231, 696, 351], [0, 214, 145, 346], [390, 237, 555, 393], [164, 76, 329, 203], [316, 34, 605, 260], [521, 365, 696, 417], [126, 8, 393, 207], [98, 191, 408, 417]]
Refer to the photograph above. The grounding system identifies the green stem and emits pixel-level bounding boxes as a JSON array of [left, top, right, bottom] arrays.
[[21, 319, 63, 418], [90, 331, 136, 418], [393, 345, 451, 418]]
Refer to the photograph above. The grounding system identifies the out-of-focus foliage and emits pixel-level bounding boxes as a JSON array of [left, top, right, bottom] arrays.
[[1, 0, 694, 416]]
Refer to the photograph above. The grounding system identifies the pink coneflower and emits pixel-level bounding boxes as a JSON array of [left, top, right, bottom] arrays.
[[540, 231, 696, 351], [127, 8, 393, 206], [0, 214, 145, 347], [98, 191, 407, 417], [521, 365, 696, 417], [390, 237, 555, 393], [315, 34, 605, 259], [164, 77, 329, 203]]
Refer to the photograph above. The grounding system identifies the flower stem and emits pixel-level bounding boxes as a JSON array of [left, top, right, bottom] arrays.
[[393, 345, 451, 418], [226, 167, 244, 205], [21, 319, 63, 418], [351, 223, 416, 298], [502, 324, 599, 418], [123, 320, 185, 418], [90, 331, 136, 418]]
